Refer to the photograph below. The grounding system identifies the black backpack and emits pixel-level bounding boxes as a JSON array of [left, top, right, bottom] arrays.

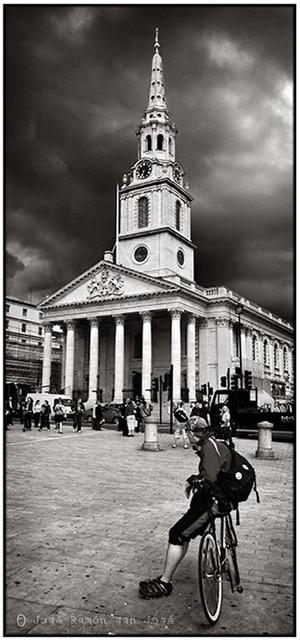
[[217, 445, 260, 508]]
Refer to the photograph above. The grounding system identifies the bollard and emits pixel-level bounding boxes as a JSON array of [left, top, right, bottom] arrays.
[[142, 414, 160, 451], [256, 421, 275, 459]]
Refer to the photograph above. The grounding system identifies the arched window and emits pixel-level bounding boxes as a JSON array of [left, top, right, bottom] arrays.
[[169, 137, 173, 154], [146, 135, 152, 151], [274, 343, 279, 369], [157, 134, 164, 150], [138, 197, 149, 228], [263, 340, 268, 365], [175, 200, 181, 231], [252, 335, 257, 361]]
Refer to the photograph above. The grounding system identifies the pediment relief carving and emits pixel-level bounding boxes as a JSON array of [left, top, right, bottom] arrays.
[[87, 266, 124, 300]]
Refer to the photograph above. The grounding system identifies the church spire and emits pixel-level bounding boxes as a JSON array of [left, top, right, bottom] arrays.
[[147, 27, 167, 112]]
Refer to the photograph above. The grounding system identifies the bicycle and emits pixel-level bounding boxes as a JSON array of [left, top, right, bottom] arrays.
[[198, 509, 243, 624]]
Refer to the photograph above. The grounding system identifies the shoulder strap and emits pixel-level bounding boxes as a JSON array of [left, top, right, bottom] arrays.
[[208, 437, 221, 457]]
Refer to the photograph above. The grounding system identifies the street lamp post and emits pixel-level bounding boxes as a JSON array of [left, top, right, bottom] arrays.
[[236, 302, 244, 389]]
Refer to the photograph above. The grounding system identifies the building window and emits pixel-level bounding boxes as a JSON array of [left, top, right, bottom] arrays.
[[21, 338, 26, 344], [38, 341, 42, 347], [233, 326, 239, 358], [252, 335, 257, 361], [175, 200, 181, 231], [263, 339, 268, 365], [21, 323, 27, 333], [146, 134, 152, 151], [283, 347, 288, 371], [134, 245, 148, 263], [138, 197, 149, 228], [157, 134, 164, 150], [6, 320, 9, 330], [274, 343, 279, 369], [38, 327, 43, 336], [22, 308, 28, 317], [169, 137, 173, 154], [177, 249, 185, 266], [39, 312, 43, 320], [6, 304, 10, 314]]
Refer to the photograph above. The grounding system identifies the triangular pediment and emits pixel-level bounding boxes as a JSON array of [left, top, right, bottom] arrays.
[[39, 260, 177, 309]]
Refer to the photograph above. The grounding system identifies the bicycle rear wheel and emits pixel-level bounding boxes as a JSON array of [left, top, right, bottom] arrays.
[[198, 529, 223, 624], [225, 516, 241, 592]]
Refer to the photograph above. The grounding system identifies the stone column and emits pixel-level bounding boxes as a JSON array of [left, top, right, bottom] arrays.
[[170, 309, 182, 403], [216, 317, 231, 381], [88, 318, 99, 403], [113, 315, 125, 404], [187, 314, 196, 402], [42, 323, 52, 392], [60, 327, 66, 391], [141, 311, 152, 403], [65, 320, 75, 396], [198, 319, 208, 385]]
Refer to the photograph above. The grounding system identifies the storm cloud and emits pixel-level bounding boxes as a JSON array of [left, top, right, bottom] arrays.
[[5, 5, 294, 321]]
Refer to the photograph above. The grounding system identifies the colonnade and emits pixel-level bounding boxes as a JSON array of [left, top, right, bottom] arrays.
[[41, 309, 198, 403]]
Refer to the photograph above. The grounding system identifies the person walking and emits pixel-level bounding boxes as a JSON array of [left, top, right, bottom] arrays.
[[173, 402, 189, 449], [23, 397, 33, 431], [94, 401, 104, 431], [125, 398, 136, 437], [5, 397, 14, 430], [33, 400, 41, 429], [73, 398, 85, 433], [53, 398, 65, 434], [39, 400, 51, 431]]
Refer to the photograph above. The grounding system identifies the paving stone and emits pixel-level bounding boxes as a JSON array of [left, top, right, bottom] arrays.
[[5, 423, 295, 635]]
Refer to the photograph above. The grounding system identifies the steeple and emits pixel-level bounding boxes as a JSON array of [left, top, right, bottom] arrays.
[[147, 28, 168, 112], [136, 29, 177, 163]]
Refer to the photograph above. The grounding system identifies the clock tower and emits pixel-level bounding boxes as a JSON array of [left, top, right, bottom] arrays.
[[117, 29, 195, 282]]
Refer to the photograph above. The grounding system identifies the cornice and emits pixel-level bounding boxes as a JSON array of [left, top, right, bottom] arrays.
[[120, 176, 193, 202], [118, 227, 196, 249]]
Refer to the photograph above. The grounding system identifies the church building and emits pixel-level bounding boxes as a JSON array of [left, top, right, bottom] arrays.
[[39, 31, 294, 411]]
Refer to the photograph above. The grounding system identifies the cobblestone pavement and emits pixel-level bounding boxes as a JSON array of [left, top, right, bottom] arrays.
[[5, 422, 295, 637]]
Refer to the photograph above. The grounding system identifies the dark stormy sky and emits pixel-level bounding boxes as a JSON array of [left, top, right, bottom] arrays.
[[5, 5, 294, 322]]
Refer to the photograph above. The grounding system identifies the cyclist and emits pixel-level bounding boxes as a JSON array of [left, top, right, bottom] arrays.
[[139, 416, 232, 599]]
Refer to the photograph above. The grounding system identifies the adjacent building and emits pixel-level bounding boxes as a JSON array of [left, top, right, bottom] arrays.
[[5, 296, 63, 393], [38, 31, 294, 412]]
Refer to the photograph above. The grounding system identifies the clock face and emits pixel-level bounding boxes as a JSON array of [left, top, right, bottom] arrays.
[[173, 163, 182, 183], [136, 160, 152, 179]]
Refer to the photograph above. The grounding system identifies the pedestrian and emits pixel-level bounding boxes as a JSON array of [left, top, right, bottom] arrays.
[[39, 400, 51, 431], [23, 397, 33, 431], [73, 398, 85, 433], [94, 401, 104, 430], [125, 398, 136, 437], [173, 401, 189, 449], [33, 399, 41, 429], [139, 416, 233, 599], [19, 397, 26, 425], [138, 396, 151, 433], [119, 400, 128, 436], [5, 397, 14, 429], [53, 398, 65, 434]]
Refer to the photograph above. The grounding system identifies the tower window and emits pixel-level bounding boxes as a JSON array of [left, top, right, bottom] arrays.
[[146, 135, 152, 151], [274, 344, 279, 369], [138, 197, 149, 228], [175, 200, 181, 231], [157, 134, 164, 150], [283, 347, 288, 370], [169, 137, 173, 154]]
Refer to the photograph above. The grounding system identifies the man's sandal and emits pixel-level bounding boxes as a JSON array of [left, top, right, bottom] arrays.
[[139, 576, 172, 599]]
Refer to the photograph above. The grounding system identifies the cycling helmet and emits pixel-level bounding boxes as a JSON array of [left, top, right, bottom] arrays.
[[186, 416, 212, 439]]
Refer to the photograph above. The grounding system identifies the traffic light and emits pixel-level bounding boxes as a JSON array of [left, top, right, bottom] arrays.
[[151, 377, 158, 402], [209, 386, 213, 396], [220, 376, 227, 388], [201, 383, 207, 396], [245, 370, 253, 390], [230, 374, 238, 390]]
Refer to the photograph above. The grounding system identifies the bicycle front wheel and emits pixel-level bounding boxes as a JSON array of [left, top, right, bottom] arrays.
[[198, 529, 223, 624]]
